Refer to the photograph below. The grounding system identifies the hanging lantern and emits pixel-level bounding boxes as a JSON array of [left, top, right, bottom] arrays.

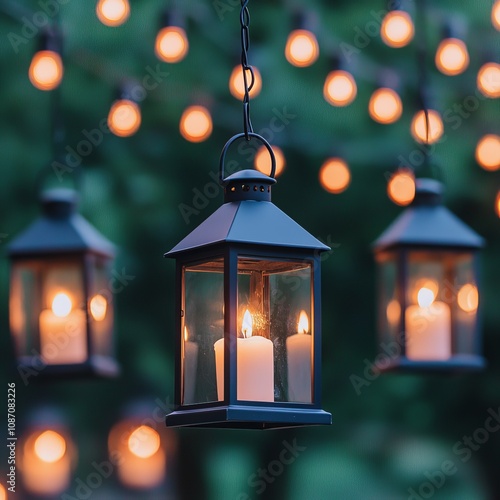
[[373, 179, 485, 371], [8, 188, 118, 379]]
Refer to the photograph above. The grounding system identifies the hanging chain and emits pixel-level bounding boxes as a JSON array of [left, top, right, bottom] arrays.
[[240, 0, 255, 140]]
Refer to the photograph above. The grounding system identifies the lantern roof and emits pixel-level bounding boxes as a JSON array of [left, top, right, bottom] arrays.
[[7, 188, 115, 257], [374, 178, 484, 251], [165, 169, 330, 257]]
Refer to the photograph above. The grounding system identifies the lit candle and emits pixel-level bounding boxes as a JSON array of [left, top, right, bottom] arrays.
[[183, 326, 198, 405], [39, 292, 86, 364], [405, 285, 451, 360], [214, 309, 274, 402], [286, 310, 312, 403]]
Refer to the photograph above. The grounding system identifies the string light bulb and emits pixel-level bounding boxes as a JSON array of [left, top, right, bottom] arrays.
[[29, 50, 63, 91], [435, 38, 469, 76], [285, 29, 319, 67], [477, 62, 500, 98], [229, 65, 262, 100], [323, 70, 357, 107], [368, 88, 403, 124], [380, 11, 415, 48], [319, 158, 351, 194], [108, 99, 141, 137], [410, 109, 444, 144], [96, 0, 130, 27], [155, 26, 189, 63], [493, 0, 500, 31], [179, 105, 213, 143], [475, 134, 500, 171], [255, 145, 285, 177], [387, 170, 415, 206]]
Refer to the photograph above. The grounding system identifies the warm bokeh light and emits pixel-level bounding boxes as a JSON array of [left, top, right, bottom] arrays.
[[386, 299, 401, 326], [52, 292, 72, 318], [412, 278, 439, 305], [368, 88, 403, 124], [319, 158, 351, 194], [475, 134, 500, 171], [323, 70, 357, 106], [477, 62, 500, 98], [34, 431, 66, 463], [298, 310, 309, 334], [128, 426, 161, 459], [410, 109, 444, 144], [457, 284, 479, 313], [495, 191, 500, 218], [255, 145, 286, 177], [229, 65, 262, 100], [0, 484, 5, 500], [155, 26, 189, 63], [179, 105, 213, 143], [285, 29, 319, 67], [435, 38, 469, 76], [96, 0, 130, 27], [380, 11, 414, 48], [417, 287, 435, 308], [90, 294, 107, 321], [387, 170, 415, 206], [493, 0, 500, 30], [108, 99, 141, 137], [29, 50, 63, 91]]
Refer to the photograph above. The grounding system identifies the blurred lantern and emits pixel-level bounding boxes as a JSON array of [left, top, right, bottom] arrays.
[[179, 105, 213, 143], [255, 144, 285, 176], [475, 134, 500, 171], [380, 9, 414, 48], [319, 157, 351, 194], [435, 38, 469, 76], [477, 62, 500, 98], [155, 10, 189, 63], [410, 109, 444, 144], [373, 178, 485, 371], [8, 189, 118, 378], [323, 61, 357, 107], [369, 87, 403, 124], [29, 27, 63, 91], [284, 12, 319, 67], [387, 169, 416, 206], [96, 0, 130, 27], [229, 65, 262, 100], [108, 84, 142, 137], [493, 0, 500, 30]]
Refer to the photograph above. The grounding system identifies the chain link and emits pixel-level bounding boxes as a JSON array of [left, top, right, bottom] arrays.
[[240, 0, 255, 139]]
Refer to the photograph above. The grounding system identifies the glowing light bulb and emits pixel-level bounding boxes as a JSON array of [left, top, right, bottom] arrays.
[[155, 26, 189, 63], [128, 426, 161, 459], [285, 29, 319, 67], [52, 293, 72, 318], [298, 310, 309, 334], [495, 191, 500, 218], [29, 50, 63, 91], [90, 294, 107, 321], [319, 158, 350, 194], [242, 309, 253, 338], [368, 88, 403, 124], [457, 284, 479, 313], [229, 65, 262, 100], [179, 105, 213, 143], [493, 0, 500, 30], [477, 63, 500, 98], [34, 430, 66, 463], [435, 38, 469, 76], [108, 99, 141, 137], [387, 170, 415, 206], [96, 0, 130, 27], [410, 109, 444, 144], [380, 11, 414, 48], [255, 145, 285, 177], [475, 134, 500, 171], [323, 70, 357, 107]]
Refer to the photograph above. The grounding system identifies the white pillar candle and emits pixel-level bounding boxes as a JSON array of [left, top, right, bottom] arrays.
[[405, 286, 451, 360], [39, 292, 86, 364], [214, 309, 274, 402], [286, 310, 312, 403], [183, 326, 199, 405]]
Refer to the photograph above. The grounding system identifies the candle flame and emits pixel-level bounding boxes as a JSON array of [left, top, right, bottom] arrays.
[[298, 310, 309, 334], [52, 292, 72, 318], [34, 430, 66, 463], [242, 309, 253, 338], [417, 287, 435, 308], [184, 326, 189, 342]]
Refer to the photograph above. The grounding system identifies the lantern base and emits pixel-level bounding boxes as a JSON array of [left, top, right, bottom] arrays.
[[376, 354, 486, 373], [165, 404, 332, 429]]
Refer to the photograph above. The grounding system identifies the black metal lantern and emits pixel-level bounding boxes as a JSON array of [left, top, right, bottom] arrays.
[[373, 178, 485, 371], [8, 188, 118, 379], [165, 134, 332, 429]]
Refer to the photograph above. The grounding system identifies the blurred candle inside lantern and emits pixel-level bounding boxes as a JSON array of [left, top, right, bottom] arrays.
[[182, 326, 198, 404], [435, 38, 469, 76], [214, 309, 274, 402], [387, 170, 415, 206], [255, 145, 285, 177], [286, 310, 312, 402], [29, 50, 63, 91], [380, 11, 414, 48], [319, 158, 350, 194], [410, 109, 444, 144], [229, 65, 262, 100], [90, 294, 107, 321], [323, 70, 357, 106], [155, 26, 189, 63], [475, 134, 500, 171], [108, 99, 141, 137], [179, 105, 213, 143], [405, 283, 451, 360], [96, 0, 130, 27], [39, 292, 86, 364], [477, 62, 500, 98], [369, 88, 403, 124], [285, 29, 319, 67]]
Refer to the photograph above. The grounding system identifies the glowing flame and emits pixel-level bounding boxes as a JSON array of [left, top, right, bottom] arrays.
[[457, 284, 479, 313], [128, 425, 161, 459], [298, 310, 309, 334], [52, 293, 72, 318], [242, 309, 253, 338], [90, 294, 107, 321], [34, 430, 66, 463], [184, 326, 189, 342], [417, 287, 435, 308]]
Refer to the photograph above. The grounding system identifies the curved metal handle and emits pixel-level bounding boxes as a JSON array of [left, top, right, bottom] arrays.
[[219, 132, 276, 183]]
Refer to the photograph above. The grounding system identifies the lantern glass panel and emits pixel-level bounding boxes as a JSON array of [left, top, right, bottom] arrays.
[[182, 259, 224, 405]]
